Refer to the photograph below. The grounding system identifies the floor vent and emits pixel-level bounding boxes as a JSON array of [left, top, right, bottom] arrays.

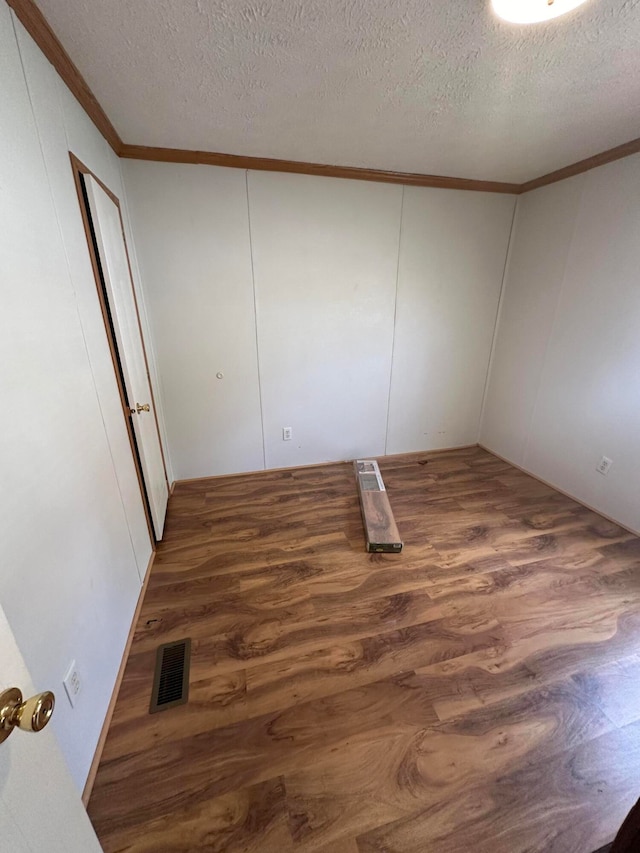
[[149, 638, 191, 713]]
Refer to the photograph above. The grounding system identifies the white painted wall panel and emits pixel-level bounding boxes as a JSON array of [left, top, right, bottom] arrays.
[[14, 23, 152, 578], [1, 6, 147, 790], [525, 157, 640, 532], [481, 156, 640, 534], [55, 54, 174, 486], [55, 55, 173, 485], [480, 176, 585, 463], [57, 72, 121, 195], [122, 161, 264, 479], [387, 188, 515, 454], [124, 164, 516, 477], [248, 171, 402, 469]]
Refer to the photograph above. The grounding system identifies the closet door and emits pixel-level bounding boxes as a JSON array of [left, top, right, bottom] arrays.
[[84, 174, 168, 539]]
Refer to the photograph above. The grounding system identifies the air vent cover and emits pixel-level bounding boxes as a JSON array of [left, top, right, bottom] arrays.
[[149, 638, 191, 713]]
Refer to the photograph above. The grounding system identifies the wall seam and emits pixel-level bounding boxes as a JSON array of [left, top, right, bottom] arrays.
[[477, 195, 519, 443], [521, 176, 587, 468], [245, 169, 268, 470], [383, 185, 405, 455]]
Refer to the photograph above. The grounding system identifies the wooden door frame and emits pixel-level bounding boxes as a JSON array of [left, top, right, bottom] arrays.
[[70, 152, 169, 546]]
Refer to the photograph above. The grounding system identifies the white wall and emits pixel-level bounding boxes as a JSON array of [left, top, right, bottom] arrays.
[[387, 187, 515, 453], [0, 3, 160, 790], [248, 171, 403, 469], [121, 162, 264, 479], [123, 162, 515, 478], [481, 155, 640, 534]]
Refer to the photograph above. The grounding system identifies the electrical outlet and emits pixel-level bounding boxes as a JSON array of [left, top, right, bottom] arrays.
[[63, 662, 81, 707], [596, 456, 613, 476], [282, 427, 292, 441]]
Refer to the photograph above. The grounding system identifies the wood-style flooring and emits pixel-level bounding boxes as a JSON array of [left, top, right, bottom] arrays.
[[88, 447, 640, 852]]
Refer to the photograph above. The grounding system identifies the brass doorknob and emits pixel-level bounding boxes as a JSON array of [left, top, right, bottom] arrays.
[[0, 687, 55, 745], [136, 403, 150, 413]]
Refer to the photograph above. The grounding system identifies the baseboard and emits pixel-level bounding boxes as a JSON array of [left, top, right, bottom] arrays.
[[479, 444, 640, 538], [82, 549, 155, 806], [174, 458, 351, 487], [172, 444, 478, 488], [376, 444, 478, 463]]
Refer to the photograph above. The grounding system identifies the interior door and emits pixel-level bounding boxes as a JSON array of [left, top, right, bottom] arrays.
[[83, 175, 168, 540], [0, 603, 103, 852]]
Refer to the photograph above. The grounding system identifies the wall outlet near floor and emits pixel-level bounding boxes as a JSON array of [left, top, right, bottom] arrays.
[[596, 456, 613, 476], [63, 662, 81, 707], [282, 427, 292, 441]]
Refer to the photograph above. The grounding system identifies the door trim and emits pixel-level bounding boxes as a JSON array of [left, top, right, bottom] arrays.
[[70, 152, 169, 545]]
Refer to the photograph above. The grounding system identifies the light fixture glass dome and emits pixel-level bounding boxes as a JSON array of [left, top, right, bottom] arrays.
[[492, 0, 589, 24]]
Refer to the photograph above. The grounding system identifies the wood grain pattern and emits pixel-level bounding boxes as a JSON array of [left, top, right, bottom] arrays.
[[88, 447, 640, 852], [356, 461, 402, 552], [358, 491, 402, 551], [7, 0, 122, 152]]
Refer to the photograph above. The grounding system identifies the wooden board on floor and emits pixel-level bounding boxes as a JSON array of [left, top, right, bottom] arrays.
[[355, 459, 402, 553]]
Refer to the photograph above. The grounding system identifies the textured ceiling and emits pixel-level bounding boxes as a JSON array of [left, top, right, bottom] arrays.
[[36, 0, 640, 182]]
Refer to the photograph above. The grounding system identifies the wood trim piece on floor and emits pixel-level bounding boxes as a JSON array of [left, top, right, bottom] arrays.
[[118, 145, 521, 194], [518, 136, 640, 194], [7, 0, 122, 154], [172, 444, 478, 489], [479, 444, 640, 538], [82, 550, 155, 807]]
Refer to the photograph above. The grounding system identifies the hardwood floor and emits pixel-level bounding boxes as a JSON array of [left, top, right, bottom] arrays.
[[88, 447, 640, 852]]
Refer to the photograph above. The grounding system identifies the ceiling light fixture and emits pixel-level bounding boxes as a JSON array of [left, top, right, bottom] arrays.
[[492, 0, 590, 24]]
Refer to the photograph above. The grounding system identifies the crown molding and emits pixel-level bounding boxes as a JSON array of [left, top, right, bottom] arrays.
[[7, 0, 122, 153], [518, 135, 640, 193], [7, 0, 640, 194], [119, 144, 520, 193]]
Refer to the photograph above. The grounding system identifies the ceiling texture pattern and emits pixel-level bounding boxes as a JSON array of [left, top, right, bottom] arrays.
[[35, 0, 640, 183]]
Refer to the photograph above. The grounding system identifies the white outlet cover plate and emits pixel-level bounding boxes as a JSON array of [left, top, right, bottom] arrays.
[[596, 456, 613, 475], [63, 662, 81, 708]]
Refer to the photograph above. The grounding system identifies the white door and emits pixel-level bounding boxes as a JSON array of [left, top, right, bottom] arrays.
[[0, 603, 102, 851], [84, 176, 168, 539]]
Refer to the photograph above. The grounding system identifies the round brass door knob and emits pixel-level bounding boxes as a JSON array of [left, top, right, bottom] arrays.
[[0, 687, 55, 745], [136, 403, 150, 413]]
